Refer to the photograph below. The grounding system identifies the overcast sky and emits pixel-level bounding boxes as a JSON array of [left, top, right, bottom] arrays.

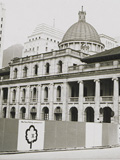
[[2, 0, 120, 49]]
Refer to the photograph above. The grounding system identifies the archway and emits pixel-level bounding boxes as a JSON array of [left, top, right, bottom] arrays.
[[20, 107, 26, 119], [54, 107, 62, 121], [3, 107, 7, 118], [30, 107, 37, 120], [103, 107, 113, 123], [10, 107, 16, 118], [85, 107, 94, 122], [42, 107, 49, 120], [69, 107, 78, 121]]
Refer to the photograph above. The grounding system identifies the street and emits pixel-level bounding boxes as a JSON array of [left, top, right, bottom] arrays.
[[0, 147, 120, 160]]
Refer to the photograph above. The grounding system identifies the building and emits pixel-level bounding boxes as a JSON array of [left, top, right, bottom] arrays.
[[100, 34, 118, 50], [0, 7, 120, 125], [22, 23, 64, 57], [0, 3, 5, 68]]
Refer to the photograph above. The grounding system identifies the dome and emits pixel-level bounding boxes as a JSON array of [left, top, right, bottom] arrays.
[[61, 8, 101, 44], [62, 21, 101, 44]]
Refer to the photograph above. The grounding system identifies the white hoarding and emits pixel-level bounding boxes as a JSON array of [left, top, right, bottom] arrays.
[[17, 120, 45, 151]]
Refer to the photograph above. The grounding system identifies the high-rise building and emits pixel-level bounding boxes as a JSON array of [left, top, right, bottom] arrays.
[[0, 3, 5, 68], [100, 34, 118, 50], [22, 23, 64, 57]]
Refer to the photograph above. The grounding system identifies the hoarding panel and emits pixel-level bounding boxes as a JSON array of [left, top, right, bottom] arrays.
[[17, 120, 45, 151]]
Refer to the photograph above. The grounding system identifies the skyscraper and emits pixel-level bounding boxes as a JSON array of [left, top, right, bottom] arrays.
[[0, 3, 5, 68]]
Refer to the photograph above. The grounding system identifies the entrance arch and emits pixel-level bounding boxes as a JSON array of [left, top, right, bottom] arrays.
[[69, 107, 78, 121], [20, 107, 26, 119], [30, 107, 37, 120], [42, 107, 49, 120], [10, 107, 16, 118], [3, 107, 7, 118], [85, 107, 94, 122], [54, 107, 62, 121], [103, 107, 113, 123]]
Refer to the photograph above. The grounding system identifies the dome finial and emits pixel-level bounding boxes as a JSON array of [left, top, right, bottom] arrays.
[[78, 6, 86, 21]]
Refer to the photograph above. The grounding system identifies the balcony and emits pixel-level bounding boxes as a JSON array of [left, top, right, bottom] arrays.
[[69, 97, 79, 102], [21, 97, 26, 104], [12, 99, 16, 104], [100, 96, 113, 102], [56, 97, 61, 102], [84, 96, 95, 102], [30, 98, 38, 103], [44, 98, 48, 102], [2, 99, 7, 104]]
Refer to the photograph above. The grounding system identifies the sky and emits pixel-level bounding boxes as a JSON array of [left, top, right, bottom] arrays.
[[2, 0, 120, 49]]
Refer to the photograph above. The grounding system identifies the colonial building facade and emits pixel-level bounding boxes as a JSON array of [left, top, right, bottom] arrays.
[[0, 8, 120, 124]]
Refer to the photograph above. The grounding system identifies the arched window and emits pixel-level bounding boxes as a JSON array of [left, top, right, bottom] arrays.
[[69, 107, 78, 121], [30, 107, 37, 120], [3, 107, 7, 118], [10, 107, 16, 118], [12, 89, 16, 102], [57, 86, 61, 101], [23, 66, 28, 77], [22, 89, 26, 102], [20, 107, 26, 119], [54, 107, 62, 121], [42, 107, 49, 120], [14, 68, 18, 78], [44, 87, 48, 102], [33, 87, 37, 102], [58, 60, 62, 73], [85, 107, 94, 122], [103, 107, 113, 123], [34, 64, 38, 76], [46, 63, 50, 74]]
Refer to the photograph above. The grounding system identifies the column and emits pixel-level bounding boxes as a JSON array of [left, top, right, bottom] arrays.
[[113, 77, 119, 123], [62, 81, 68, 121], [15, 86, 20, 119], [94, 79, 100, 122], [78, 81, 84, 122], [37, 84, 42, 120], [49, 83, 54, 120], [26, 85, 30, 119], [6, 87, 10, 118], [0, 87, 3, 118]]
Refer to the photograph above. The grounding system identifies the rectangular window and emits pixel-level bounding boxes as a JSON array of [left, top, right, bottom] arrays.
[[1, 24, 2, 28], [1, 18, 3, 21]]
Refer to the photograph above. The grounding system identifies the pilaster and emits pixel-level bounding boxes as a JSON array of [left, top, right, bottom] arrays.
[[49, 83, 54, 120], [78, 80, 84, 122], [113, 77, 119, 123], [15, 86, 20, 119], [94, 79, 100, 122]]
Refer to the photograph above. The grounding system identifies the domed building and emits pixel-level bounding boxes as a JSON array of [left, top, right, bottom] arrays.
[[0, 7, 119, 151], [59, 7, 105, 55]]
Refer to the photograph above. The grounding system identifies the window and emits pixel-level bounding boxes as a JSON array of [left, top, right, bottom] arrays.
[[34, 64, 38, 75], [22, 89, 26, 102], [1, 18, 3, 21], [45, 47, 48, 51], [0, 37, 1, 41], [33, 87, 37, 102], [46, 63, 50, 74], [12, 89, 16, 102], [57, 86, 61, 102], [47, 38, 49, 40], [23, 66, 28, 77], [1, 24, 2, 28], [14, 68, 18, 79], [44, 87, 48, 102], [58, 60, 62, 73]]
